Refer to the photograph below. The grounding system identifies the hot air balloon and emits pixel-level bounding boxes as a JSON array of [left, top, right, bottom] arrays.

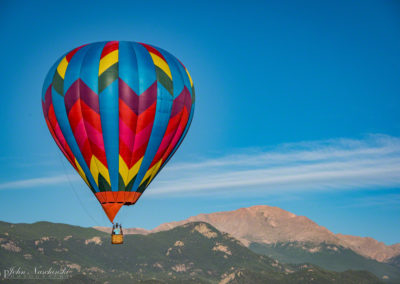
[[41, 41, 195, 229]]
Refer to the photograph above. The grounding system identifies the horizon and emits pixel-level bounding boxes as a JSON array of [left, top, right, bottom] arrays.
[[1, 203, 398, 247], [0, 0, 399, 245]]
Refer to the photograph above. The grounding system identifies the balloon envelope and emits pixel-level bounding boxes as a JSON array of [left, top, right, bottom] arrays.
[[42, 41, 195, 222]]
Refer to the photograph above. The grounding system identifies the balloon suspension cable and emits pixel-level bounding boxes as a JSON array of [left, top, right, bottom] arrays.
[[56, 151, 102, 227], [115, 202, 127, 226]]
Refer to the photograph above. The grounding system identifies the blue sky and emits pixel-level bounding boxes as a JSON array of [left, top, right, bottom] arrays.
[[0, 0, 399, 244]]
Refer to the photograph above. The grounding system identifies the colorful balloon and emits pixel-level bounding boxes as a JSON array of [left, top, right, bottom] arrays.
[[42, 41, 195, 222]]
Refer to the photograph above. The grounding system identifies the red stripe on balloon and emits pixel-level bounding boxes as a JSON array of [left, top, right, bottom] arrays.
[[147, 87, 192, 170], [159, 107, 190, 169], [101, 41, 119, 59], [66, 44, 87, 62], [139, 43, 165, 60]]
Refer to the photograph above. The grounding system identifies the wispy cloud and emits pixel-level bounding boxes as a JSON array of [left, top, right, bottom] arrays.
[[0, 175, 79, 190], [1, 134, 399, 196], [148, 134, 400, 196]]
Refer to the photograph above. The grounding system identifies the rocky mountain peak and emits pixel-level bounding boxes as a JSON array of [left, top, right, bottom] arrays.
[[94, 205, 400, 263]]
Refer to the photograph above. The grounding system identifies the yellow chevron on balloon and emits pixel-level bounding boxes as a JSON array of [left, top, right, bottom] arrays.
[[57, 56, 69, 79], [119, 155, 129, 186], [125, 157, 144, 185], [140, 159, 163, 186], [149, 53, 172, 80], [74, 158, 89, 186], [90, 156, 111, 186], [146, 159, 163, 186], [99, 50, 118, 75], [119, 156, 144, 186], [185, 67, 193, 87]]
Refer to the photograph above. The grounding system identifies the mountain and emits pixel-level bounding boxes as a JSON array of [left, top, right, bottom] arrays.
[[388, 255, 400, 269], [100, 205, 399, 262], [336, 234, 400, 262], [152, 205, 340, 245], [0, 220, 383, 284], [95, 205, 400, 282], [249, 242, 400, 282]]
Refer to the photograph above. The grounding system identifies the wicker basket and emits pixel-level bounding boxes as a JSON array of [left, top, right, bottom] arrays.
[[111, 234, 123, 244]]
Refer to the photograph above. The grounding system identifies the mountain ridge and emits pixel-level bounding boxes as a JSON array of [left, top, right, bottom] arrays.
[[0, 220, 384, 283], [94, 205, 400, 263]]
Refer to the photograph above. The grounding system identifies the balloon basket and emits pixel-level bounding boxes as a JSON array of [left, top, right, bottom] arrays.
[[111, 234, 124, 245]]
